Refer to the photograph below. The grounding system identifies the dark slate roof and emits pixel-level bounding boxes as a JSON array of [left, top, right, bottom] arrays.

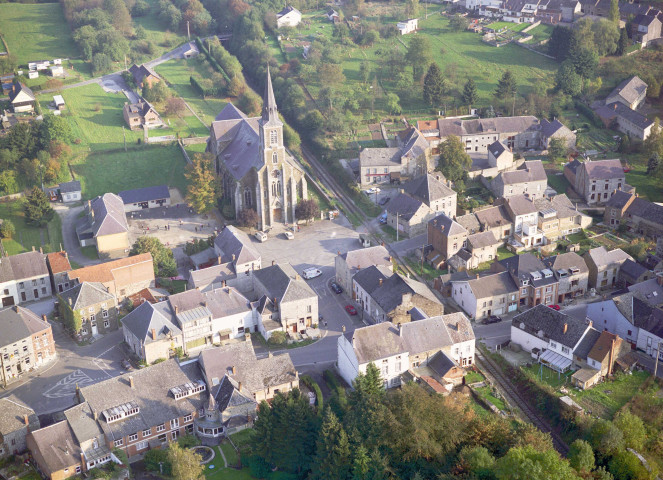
[[437, 116, 539, 137], [403, 174, 455, 205], [213, 226, 261, 265], [277, 5, 299, 17], [385, 193, 426, 222], [427, 350, 457, 377], [468, 231, 498, 249], [458, 271, 518, 299], [0, 251, 49, 283], [210, 118, 262, 181], [0, 397, 38, 436], [487, 140, 507, 158], [499, 253, 552, 286], [620, 259, 649, 281], [607, 76, 647, 106], [90, 193, 128, 236], [573, 327, 601, 359], [214, 103, 248, 122], [371, 273, 440, 314], [540, 118, 568, 137], [27, 421, 81, 474], [59, 282, 115, 310], [118, 185, 170, 205], [0, 306, 51, 349], [59, 180, 81, 194], [500, 160, 547, 185], [253, 263, 317, 303], [475, 205, 511, 229], [581, 158, 626, 180], [428, 213, 467, 237], [605, 190, 633, 209], [129, 64, 160, 84], [8, 82, 35, 103], [353, 265, 393, 295], [348, 322, 406, 364], [340, 245, 391, 270], [633, 13, 657, 26], [565, 158, 582, 175], [359, 148, 402, 167], [625, 197, 663, 226], [513, 304, 590, 348], [400, 127, 429, 160], [595, 103, 653, 130], [121, 300, 182, 344]]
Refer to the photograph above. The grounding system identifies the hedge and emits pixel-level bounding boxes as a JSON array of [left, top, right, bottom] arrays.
[[196, 37, 231, 83], [574, 100, 604, 129], [300, 375, 323, 414]]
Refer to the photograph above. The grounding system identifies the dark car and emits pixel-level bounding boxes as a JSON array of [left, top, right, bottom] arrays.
[[378, 197, 390, 205], [345, 305, 358, 315], [483, 315, 502, 325], [330, 282, 343, 294]]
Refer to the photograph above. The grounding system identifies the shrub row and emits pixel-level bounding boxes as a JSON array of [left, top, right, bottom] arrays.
[[300, 374, 323, 414], [195, 37, 230, 83]]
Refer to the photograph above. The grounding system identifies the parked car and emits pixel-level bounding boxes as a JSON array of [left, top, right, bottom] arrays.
[[302, 267, 322, 279], [255, 231, 268, 242], [548, 304, 561, 311], [121, 359, 133, 370], [284, 231, 294, 240], [483, 315, 502, 325], [379, 212, 388, 224], [330, 282, 343, 294], [345, 305, 358, 315], [364, 187, 381, 195], [378, 196, 390, 205]]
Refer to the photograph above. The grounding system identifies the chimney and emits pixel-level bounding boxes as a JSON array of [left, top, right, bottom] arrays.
[[614, 103, 617, 110], [587, 320, 593, 328], [232, 254, 236, 261], [273, 298, 278, 310], [68, 297, 72, 306], [337, 251, 341, 255], [75, 383, 81, 403], [296, 274, 301, 280], [379, 278, 383, 286], [455, 321, 460, 330], [32, 246, 35, 252], [175, 305, 179, 314], [476, 274, 479, 279], [42, 314, 47, 322], [398, 323, 402, 336], [563, 323, 568, 334], [217, 256, 222, 265], [80, 453, 86, 470], [64, 251, 68, 258], [39, 247, 43, 254], [388, 256, 392, 262], [129, 376, 134, 389], [151, 328, 156, 339], [232, 366, 236, 375], [268, 351, 273, 358], [93, 410, 98, 421], [608, 338, 616, 376], [24, 414, 29, 425], [203, 301, 208, 308], [238, 382, 242, 392], [272, 260, 275, 266], [381, 242, 385, 247], [222, 280, 226, 287], [342, 325, 346, 333]]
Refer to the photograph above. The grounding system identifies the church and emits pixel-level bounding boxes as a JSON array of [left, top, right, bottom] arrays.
[[207, 68, 308, 230]]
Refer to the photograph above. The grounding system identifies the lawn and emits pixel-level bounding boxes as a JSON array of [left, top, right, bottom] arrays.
[[486, 21, 531, 32], [56, 84, 143, 151], [521, 364, 574, 389], [0, 3, 79, 64], [131, 0, 187, 60], [0, 200, 64, 255], [220, 441, 239, 466], [570, 370, 650, 419], [496, 246, 515, 261], [625, 160, 662, 203], [523, 23, 554, 44], [71, 144, 188, 198], [465, 370, 485, 384], [475, 386, 507, 411], [155, 58, 227, 125], [547, 171, 571, 195]]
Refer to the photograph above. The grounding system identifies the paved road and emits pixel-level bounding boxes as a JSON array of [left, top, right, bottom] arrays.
[[57, 204, 101, 267]]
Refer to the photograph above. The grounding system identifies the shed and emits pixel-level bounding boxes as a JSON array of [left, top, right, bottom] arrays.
[[53, 95, 65, 110], [571, 367, 601, 390]]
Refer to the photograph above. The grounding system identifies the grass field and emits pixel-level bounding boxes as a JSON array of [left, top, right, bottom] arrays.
[[56, 84, 144, 151], [155, 58, 227, 125], [132, 0, 187, 60], [0, 201, 64, 255], [523, 23, 554, 44], [486, 21, 531, 32], [570, 370, 649, 419], [0, 3, 79, 64], [71, 144, 188, 198]]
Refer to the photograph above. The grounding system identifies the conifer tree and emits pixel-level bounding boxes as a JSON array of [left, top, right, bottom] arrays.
[[24, 186, 54, 226], [462, 78, 478, 112], [423, 63, 444, 106], [310, 410, 351, 480]]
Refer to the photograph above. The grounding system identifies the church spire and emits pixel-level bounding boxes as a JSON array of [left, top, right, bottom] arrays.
[[262, 65, 279, 125]]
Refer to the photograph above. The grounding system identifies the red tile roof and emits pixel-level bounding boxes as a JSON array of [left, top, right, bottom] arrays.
[[46, 252, 72, 274]]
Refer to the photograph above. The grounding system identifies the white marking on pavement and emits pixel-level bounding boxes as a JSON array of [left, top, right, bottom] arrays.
[[43, 369, 95, 398]]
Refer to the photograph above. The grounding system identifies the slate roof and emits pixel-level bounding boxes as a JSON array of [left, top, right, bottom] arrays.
[[540, 118, 568, 137], [401, 312, 474, 355], [90, 193, 129, 237], [458, 271, 518, 300], [8, 83, 35, 103], [213, 226, 261, 265], [386, 193, 426, 221], [542, 252, 588, 275], [595, 103, 653, 130], [475, 205, 511, 229], [625, 197, 663, 226], [202, 287, 251, 319], [214, 103, 248, 122], [123, 101, 157, 119], [635, 308, 663, 338], [500, 160, 547, 185], [565, 158, 582, 175], [499, 253, 553, 286], [0, 251, 49, 283], [59, 282, 115, 310], [506, 194, 537, 216], [437, 115, 539, 138], [456, 213, 481, 234], [573, 327, 601, 359], [428, 213, 467, 237], [353, 265, 394, 295], [607, 76, 647, 106], [253, 263, 317, 304], [68, 253, 153, 285], [340, 245, 391, 271], [513, 304, 590, 348], [400, 127, 429, 160], [370, 273, 440, 315], [628, 278, 663, 306], [605, 190, 633, 209], [359, 148, 402, 167], [188, 262, 236, 289], [0, 397, 37, 435], [59, 181, 81, 194], [487, 140, 507, 158], [118, 185, 170, 205], [468, 231, 498, 249], [277, 5, 300, 17], [129, 64, 160, 85], [633, 13, 659, 26], [403, 174, 455, 205], [620, 259, 649, 281], [0, 306, 51, 348], [28, 421, 81, 473], [346, 322, 407, 364], [585, 246, 632, 268], [121, 300, 182, 344], [63, 402, 104, 446]]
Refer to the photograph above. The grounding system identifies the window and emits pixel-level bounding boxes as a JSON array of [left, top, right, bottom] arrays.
[[184, 414, 193, 422], [41, 287, 46, 294], [306, 305, 312, 313], [114, 439, 123, 447], [157, 424, 166, 432], [272, 152, 278, 164], [137, 441, 148, 450], [32, 280, 37, 286], [143, 429, 151, 437], [23, 345, 28, 352], [627, 330, 632, 336], [550, 341, 557, 349], [170, 418, 179, 429], [75, 467, 81, 474], [158, 434, 167, 443], [270, 130, 277, 145], [128, 433, 138, 442], [19, 282, 24, 289], [561, 346, 570, 354]]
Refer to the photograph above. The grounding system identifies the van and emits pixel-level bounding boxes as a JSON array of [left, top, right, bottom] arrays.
[[254, 231, 268, 242]]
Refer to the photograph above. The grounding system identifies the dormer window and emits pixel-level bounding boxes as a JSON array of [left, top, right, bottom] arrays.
[[170, 380, 206, 400], [102, 401, 140, 423]]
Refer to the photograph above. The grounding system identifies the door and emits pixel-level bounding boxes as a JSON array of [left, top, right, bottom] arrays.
[[508, 304, 517, 312], [91, 321, 98, 335], [493, 308, 503, 315], [273, 208, 282, 222], [2, 296, 14, 307], [20, 292, 26, 302], [33, 289, 39, 299], [291, 324, 297, 333]]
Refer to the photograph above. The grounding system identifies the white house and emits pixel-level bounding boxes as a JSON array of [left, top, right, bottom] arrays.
[[118, 185, 171, 212], [352, 265, 394, 318], [276, 6, 302, 28], [585, 294, 640, 347], [204, 287, 256, 341], [451, 271, 519, 319], [636, 308, 663, 359], [397, 18, 418, 35]]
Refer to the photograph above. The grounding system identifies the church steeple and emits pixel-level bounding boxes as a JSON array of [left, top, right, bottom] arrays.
[[261, 66, 281, 126]]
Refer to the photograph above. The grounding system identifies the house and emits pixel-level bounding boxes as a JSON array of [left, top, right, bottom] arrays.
[[0, 397, 39, 458], [485, 140, 515, 172], [0, 306, 56, 386], [540, 118, 577, 151], [0, 250, 53, 306], [542, 252, 589, 302], [67, 253, 155, 300], [327, 9, 340, 21], [491, 160, 548, 200], [46, 252, 72, 294], [635, 307, 663, 360], [451, 271, 519, 319], [122, 300, 183, 364], [619, 259, 653, 287], [533, 194, 591, 242], [475, 205, 513, 240], [583, 247, 633, 289], [604, 190, 663, 238], [353, 265, 395, 318], [27, 421, 82, 480], [365, 272, 444, 324], [213, 226, 261, 292], [577, 330, 632, 387], [209, 70, 308, 230], [8, 83, 36, 113], [385, 194, 431, 238], [129, 64, 161, 88], [404, 174, 457, 219], [493, 253, 559, 308], [59, 282, 119, 340], [571, 159, 628, 205], [75, 194, 130, 258], [276, 6, 302, 27], [337, 312, 475, 388], [50, 65, 64, 78], [594, 102, 654, 141], [605, 76, 648, 110], [59, 181, 82, 203], [446, 231, 500, 273], [586, 293, 642, 346], [397, 18, 418, 34], [188, 261, 236, 292], [335, 245, 392, 293], [433, 115, 541, 152], [511, 304, 594, 372], [427, 214, 468, 265], [359, 127, 431, 185], [632, 14, 662, 47], [252, 263, 318, 334], [628, 275, 663, 307], [119, 185, 170, 212], [122, 101, 163, 130]]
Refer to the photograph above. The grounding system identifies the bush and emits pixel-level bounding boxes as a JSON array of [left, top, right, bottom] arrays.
[[248, 456, 271, 478], [177, 435, 200, 448], [112, 448, 129, 467], [0, 220, 15, 239], [267, 331, 287, 345], [144, 449, 171, 475], [300, 375, 323, 413]]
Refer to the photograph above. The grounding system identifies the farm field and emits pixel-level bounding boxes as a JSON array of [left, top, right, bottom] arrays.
[[155, 58, 227, 125], [0, 201, 64, 256], [70, 145, 189, 199], [0, 3, 79, 65]]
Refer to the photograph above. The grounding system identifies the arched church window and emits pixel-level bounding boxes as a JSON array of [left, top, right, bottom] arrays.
[[272, 152, 278, 164], [244, 188, 252, 207], [270, 130, 278, 145], [271, 181, 282, 197]]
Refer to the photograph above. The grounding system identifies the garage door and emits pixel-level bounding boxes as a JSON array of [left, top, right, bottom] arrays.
[[493, 308, 504, 315], [2, 296, 14, 307], [508, 304, 517, 312]]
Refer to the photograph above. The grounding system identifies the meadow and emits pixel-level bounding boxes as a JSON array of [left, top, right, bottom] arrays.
[[0, 201, 64, 256]]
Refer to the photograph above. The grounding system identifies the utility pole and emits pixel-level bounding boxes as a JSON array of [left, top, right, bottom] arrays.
[[123, 126, 127, 152], [396, 211, 399, 242], [421, 239, 425, 276], [187, 21, 190, 41], [655, 341, 661, 379], [124, 54, 127, 71]]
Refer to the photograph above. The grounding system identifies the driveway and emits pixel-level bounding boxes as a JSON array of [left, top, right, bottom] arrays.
[[56, 204, 101, 267]]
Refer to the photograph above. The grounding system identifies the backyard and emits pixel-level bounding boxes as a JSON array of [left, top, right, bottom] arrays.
[[569, 370, 650, 419], [0, 200, 64, 255], [0, 3, 79, 64]]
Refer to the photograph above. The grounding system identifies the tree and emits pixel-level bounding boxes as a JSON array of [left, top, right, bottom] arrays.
[[423, 63, 444, 106], [613, 410, 646, 451], [168, 442, 204, 480], [130, 236, 177, 277], [608, 0, 619, 24], [571, 48, 599, 81], [296, 199, 320, 224], [449, 14, 469, 32], [185, 153, 220, 214], [592, 19, 619, 56], [555, 61, 582, 97], [589, 419, 624, 460], [462, 78, 478, 111], [91, 53, 112, 75], [237, 208, 259, 229], [318, 63, 345, 88], [164, 97, 186, 117], [0, 220, 15, 239], [40, 115, 73, 145], [0, 170, 19, 196], [405, 0, 420, 18], [406, 35, 432, 81], [144, 449, 171, 475], [495, 70, 517, 99], [616, 28, 629, 55], [58, 295, 83, 334], [608, 450, 654, 480], [549, 25, 572, 60], [458, 446, 496, 478], [568, 440, 595, 474], [386, 93, 401, 114], [437, 135, 472, 182], [310, 410, 351, 480], [548, 137, 567, 162], [647, 153, 660, 175], [362, 29, 380, 46], [495, 445, 581, 480], [24, 187, 54, 226], [143, 81, 170, 104]]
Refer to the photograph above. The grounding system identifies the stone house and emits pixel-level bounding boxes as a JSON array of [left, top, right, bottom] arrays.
[[475, 205, 513, 240], [0, 397, 39, 458], [367, 272, 444, 324], [276, 5, 302, 27], [122, 101, 162, 130], [59, 282, 119, 340], [122, 300, 183, 364], [466, 231, 500, 266], [618, 259, 653, 287], [335, 245, 392, 293], [27, 421, 82, 480], [188, 261, 237, 292], [385, 194, 432, 238], [540, 118, 576, 151], [451, 271, 519, 319], [404, 174, 457, 218], [584, 246, 633, 289], [493, 253, 559, 308], [542, 252, 589, 302], [606, 76, 648, 110], [129, 64, 161, 88], [533, 194, 591, 242], [604, 190, 663, 238], [594, 102, 654, 141], [213, 225, 262, 293], [0, 250, 52, 307], [572, 158, 627, 205], [585, 330, 631, 378], [427, 214, 468, 265], [119, 185, 171, 212], [67, 253, 155, 300], [76, 194, 130, 258], [353, 265, 394, 318], [632, 14, 662, 47], [491, 160, 548, 199]]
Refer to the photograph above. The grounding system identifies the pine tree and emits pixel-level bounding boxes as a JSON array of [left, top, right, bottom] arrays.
[[647, 153, 660, 174], [250, 401, 274, 463], [495, 70, 517, 99], [310, 410, 351, 480], [352, 363, 384, 399], [608, 0, 619, 24], [423, 63, 444, 106], [462, 78, 478, 112], [24, 186, 54, 226], [351, 446, 370, 480], [616, 28, 629, 55]]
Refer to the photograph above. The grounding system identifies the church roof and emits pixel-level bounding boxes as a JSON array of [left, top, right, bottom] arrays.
[[215, 103, 248, 121], [261, 66, 281, 127]]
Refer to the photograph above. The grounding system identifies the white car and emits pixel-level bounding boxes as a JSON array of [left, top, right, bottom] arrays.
[[284, 231, 294, 240], [254, 231, 268, 242], [364, 187, 381, 195], [302, 267, 322, 280]]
